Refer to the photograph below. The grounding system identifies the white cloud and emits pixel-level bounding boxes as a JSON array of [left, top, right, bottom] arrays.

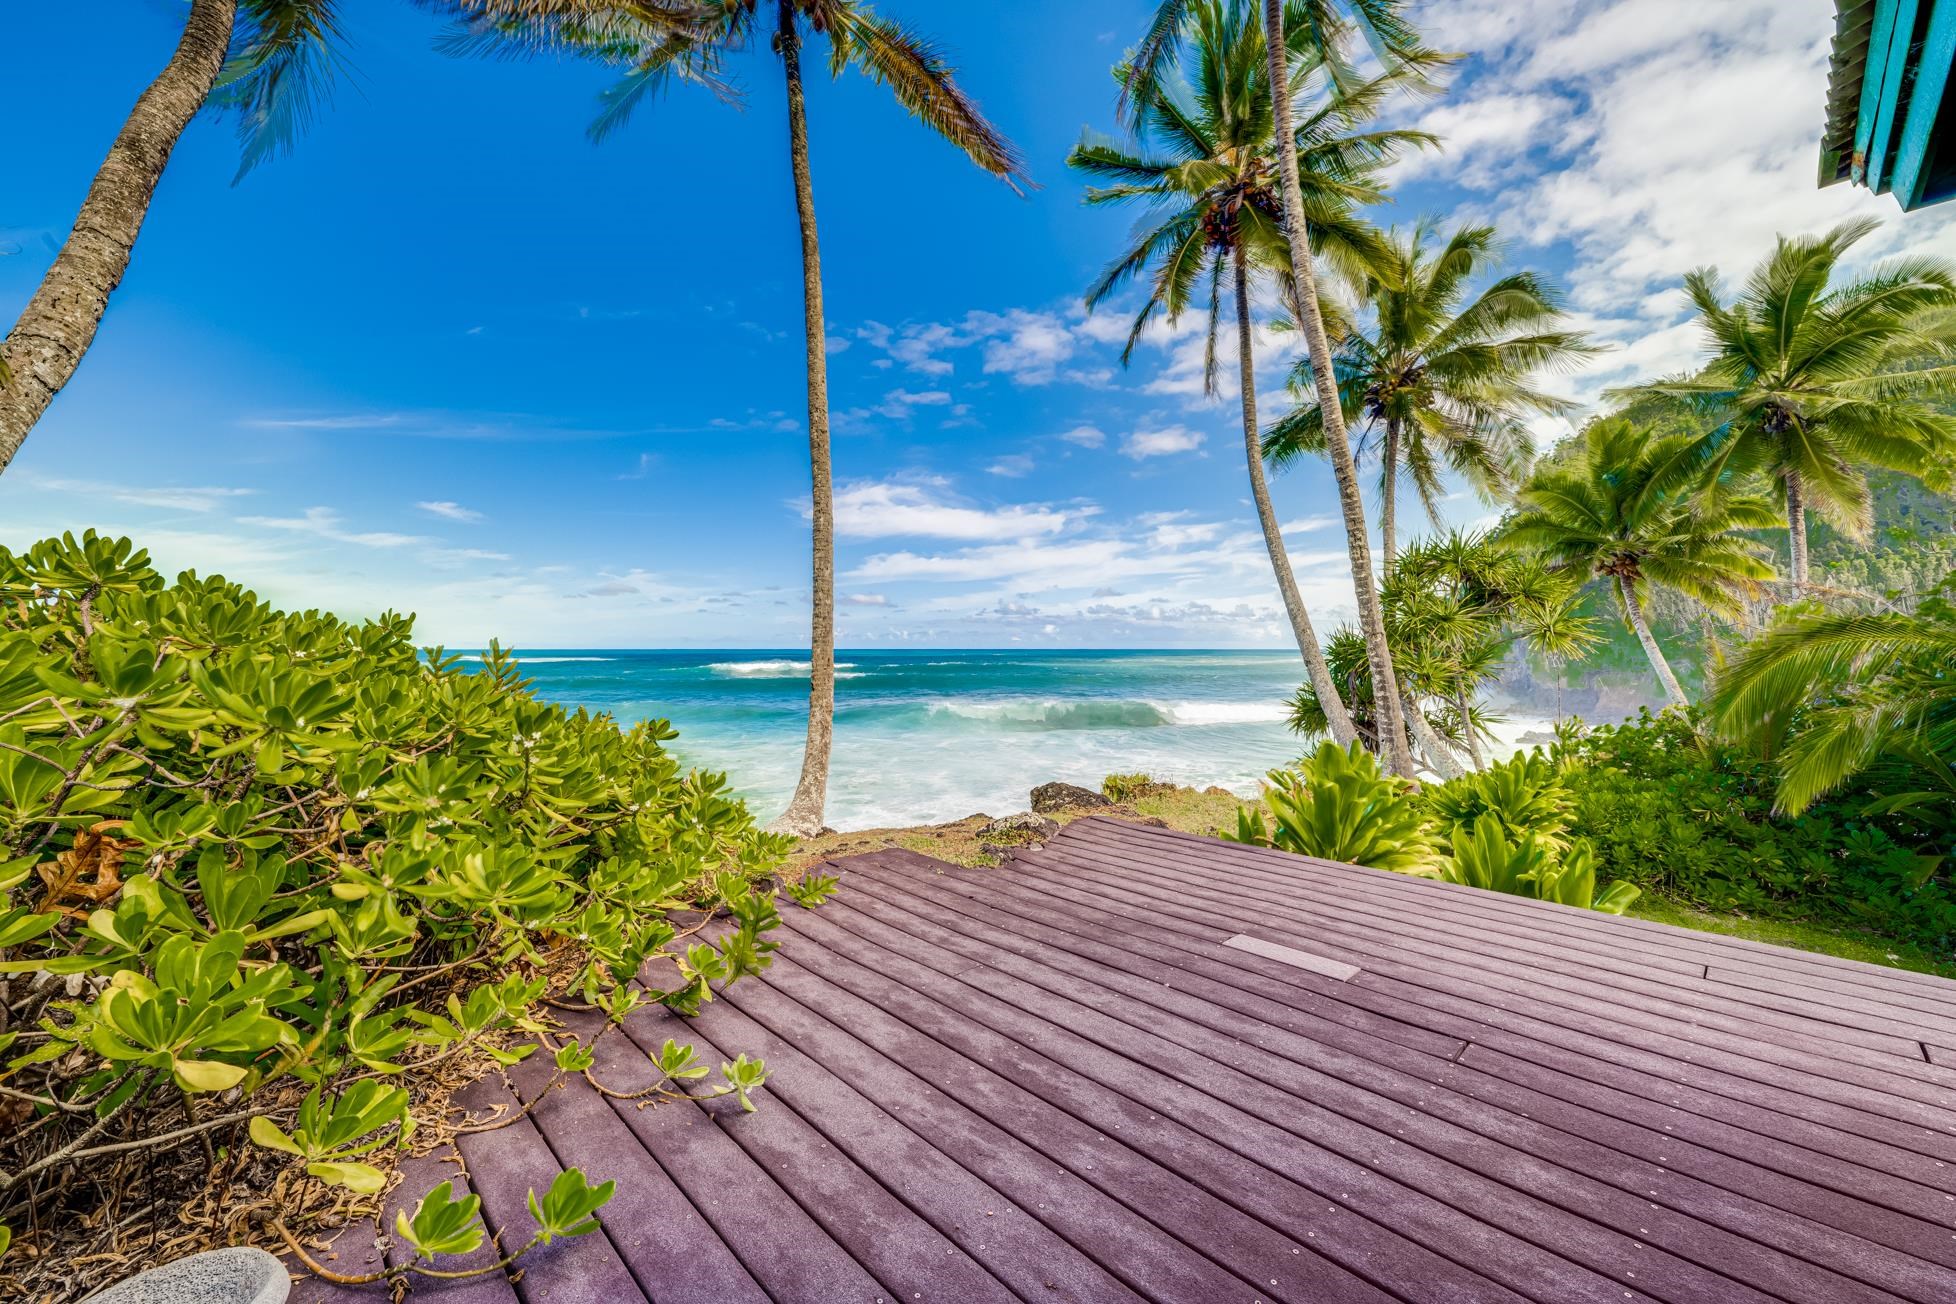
[[241, 413, 405, 431], [1398, 91, 1569, 189], [973, 309, 1079, 385], [1120, 425, 1206, 459], [29, 476, 255, 514], [829, 479, 1072, 541], [1060, 425, 1107, 448], [845, 593, 892, 607], [417, 500, 483, 523], [986, 454, 1035, 478], [237, 507, 423, 550], [1403, 0, 1956, 416]]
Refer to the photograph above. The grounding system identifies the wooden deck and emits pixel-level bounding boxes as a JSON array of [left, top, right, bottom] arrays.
[[294, 816, 1956, 1303]]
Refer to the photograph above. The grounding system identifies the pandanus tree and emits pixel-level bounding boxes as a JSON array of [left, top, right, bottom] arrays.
[[1072, 0, 1433, 750], [1126, 0, 1443, 779], [1499, 416, 1777, 710], [445, 0, 1028, 836], [1264, 221, 1596, 575], [0, 0, 372, 475], [1623, 218, 1956, 597], [1286, 530, 1594, 776]]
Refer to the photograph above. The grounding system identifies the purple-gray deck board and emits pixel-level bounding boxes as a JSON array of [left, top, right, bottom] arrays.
[[827, 856, 1901, 1304], [848, 846, 1956, 1285], [288, 817, 1956, 1304], [1014, 833, 1956, 1117]]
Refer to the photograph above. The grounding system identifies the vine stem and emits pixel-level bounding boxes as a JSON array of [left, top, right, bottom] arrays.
[[272, 1216, 538, 1285]]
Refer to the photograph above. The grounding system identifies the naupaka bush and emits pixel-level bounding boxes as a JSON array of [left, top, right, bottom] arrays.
[[0, 531, 816, 1292]]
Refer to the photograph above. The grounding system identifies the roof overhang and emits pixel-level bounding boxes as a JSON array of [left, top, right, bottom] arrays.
[[1820, 0, 1956, 210]]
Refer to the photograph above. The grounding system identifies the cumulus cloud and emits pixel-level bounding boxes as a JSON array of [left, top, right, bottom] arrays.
[[1394, 0, 1956, 417], [828, 479, 1073, 541], [1060, 425, 1107, 448], [1120, 425, 1206, 459]]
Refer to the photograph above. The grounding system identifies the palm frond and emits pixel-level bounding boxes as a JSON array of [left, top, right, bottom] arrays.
[[212, 0, 351, 183], [831, 5, 1031, 192]]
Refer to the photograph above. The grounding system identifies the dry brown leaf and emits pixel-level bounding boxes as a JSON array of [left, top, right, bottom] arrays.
[[34, 822, 138, 918]]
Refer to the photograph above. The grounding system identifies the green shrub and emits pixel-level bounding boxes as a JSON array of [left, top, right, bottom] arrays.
[[1233, 744, 1638, 913], [1101, 772, 1166, 803], [1229, 742, 1438, 874], [1553, 709, 1953, 948], [0, 532, 806, 1290]]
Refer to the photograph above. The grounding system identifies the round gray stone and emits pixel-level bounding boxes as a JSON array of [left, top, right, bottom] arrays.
[[84, 1247, 289, 1304]]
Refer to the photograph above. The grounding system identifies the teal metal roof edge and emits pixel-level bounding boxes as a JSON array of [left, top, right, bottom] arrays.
[[1821, 0, 1956, 209]]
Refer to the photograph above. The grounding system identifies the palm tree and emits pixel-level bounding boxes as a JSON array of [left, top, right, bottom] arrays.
[[1264, 221, 1596, 575], [1500, 416, 1777, 710], [1126, 0, 1440, 778], [1071, 0, 1432, 750], [1710, 598, 1956, 815], [1624, 218, 1956, 597], [450, 0, 1028, 836], [1257, 0, 1440, 779], [0, 1, 471, 475]]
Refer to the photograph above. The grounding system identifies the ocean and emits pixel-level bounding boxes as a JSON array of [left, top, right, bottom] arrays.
[[488, 649, 1551, 831]]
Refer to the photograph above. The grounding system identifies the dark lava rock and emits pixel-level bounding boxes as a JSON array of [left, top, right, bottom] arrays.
[[978, 811, 1061, 859], [1030, 781, 1110, 814]]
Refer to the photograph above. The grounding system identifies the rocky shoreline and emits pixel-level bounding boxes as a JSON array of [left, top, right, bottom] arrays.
[[787, 776, 1243, 875]]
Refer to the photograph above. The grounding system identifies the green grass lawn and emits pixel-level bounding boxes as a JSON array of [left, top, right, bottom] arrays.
[[1630, 894, 1956, 979]]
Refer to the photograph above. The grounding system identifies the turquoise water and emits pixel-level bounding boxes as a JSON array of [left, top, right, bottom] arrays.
[[487, 650, 1315, 830]]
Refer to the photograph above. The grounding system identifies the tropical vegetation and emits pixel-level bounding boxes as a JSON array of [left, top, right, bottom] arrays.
[[1499, 415, 1778, 709], [1286, 531, 1595, 775], [0, 531, 827, 1293], [1073, 0, 1435, 752], [1128, 0, 1445, 781], [1621, 218, 1956, 596], [1231, 743, 1642, 914], [1263, 220, 1595, 574]]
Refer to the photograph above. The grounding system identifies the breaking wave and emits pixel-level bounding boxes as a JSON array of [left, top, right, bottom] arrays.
[[916, 698, 1287, 731], [706, 659, 861, 679]]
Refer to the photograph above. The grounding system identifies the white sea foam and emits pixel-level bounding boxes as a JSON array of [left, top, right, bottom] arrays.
[[706, 659, 859, 678], [921, 697, 1288, 730], [1156, 699, 1290, 725]]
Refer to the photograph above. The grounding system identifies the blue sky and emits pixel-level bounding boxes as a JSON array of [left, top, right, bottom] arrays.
[[2, 0, 1950, 648]]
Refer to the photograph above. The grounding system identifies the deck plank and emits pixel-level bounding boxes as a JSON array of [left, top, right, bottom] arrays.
[[449, 1074, 649, 1304], [307, 816, 1956, 1304], [867, 841, 1956, 1210], [1081, 818, 1956, 1012], [498, 1024, 769, 1304], [1054, 822, 1956, 1069], [851, 848, 1956, 1279], [832, 857, 1947, 1304], [1013, 837, 1956, 1122]]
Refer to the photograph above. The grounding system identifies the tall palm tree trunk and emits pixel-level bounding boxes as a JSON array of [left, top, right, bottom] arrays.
[[1234, 248, 1357, 745], [1619, 576, 1689, 709], [1784, 470, 1809, 596], [770, 0, 835, 838], [0, 0, 236, 476], [1380, 416, 1400, 577], [1259, 0, 1415, 779]]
